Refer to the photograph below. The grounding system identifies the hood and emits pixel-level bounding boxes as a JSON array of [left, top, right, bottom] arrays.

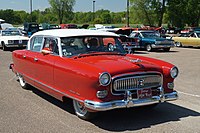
[[74, 54, 162, 76], [2, 35, 29, 40]]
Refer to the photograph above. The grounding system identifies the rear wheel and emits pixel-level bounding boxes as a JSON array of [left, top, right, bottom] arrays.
[[146, 44, 152, 52], [73, 100, 96, 120], [17, 73, 30, 89]]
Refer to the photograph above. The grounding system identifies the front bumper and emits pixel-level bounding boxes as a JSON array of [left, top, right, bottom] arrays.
[[5, 44, 27, 48], [84, 91, 178, 111], [151, 44, 174, 48]]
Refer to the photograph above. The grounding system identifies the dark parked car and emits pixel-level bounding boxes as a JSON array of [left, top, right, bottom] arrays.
[[129, 30, 174, 52], [23, 22, 39, 37]]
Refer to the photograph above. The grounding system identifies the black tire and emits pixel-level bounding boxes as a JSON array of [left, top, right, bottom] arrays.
[[17, 73, 30, 89], [163, 48, 170, 52], [146, 44, 152, 52], [73, 100, 96, 120], [2, 42, 8, 51]]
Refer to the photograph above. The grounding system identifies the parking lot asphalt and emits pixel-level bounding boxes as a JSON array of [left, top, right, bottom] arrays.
[[0, 47, 200, 133]]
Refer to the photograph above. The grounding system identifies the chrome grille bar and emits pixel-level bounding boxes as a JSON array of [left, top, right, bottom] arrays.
[[113, 75, 162, 92]]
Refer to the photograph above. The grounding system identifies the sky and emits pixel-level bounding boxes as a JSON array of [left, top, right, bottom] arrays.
[[0, 0, 127, 13]]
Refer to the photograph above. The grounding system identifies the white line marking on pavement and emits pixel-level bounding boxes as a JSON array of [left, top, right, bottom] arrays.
[[178, 91, 200, 98], [9, 75, 16, 81]]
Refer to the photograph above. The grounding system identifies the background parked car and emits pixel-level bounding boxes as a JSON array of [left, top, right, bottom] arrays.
[[129, 30, 174, 52], [0, 28, 29, 51], [172, 31, 200, 47], [23, 22, 39, 37]]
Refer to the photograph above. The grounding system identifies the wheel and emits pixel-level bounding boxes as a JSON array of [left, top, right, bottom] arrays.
[[73, 99, 96, 120], [163, 48, 170, 52], [17, 73, 30, 89], [175, 42, 182, 47], [146, 44, 152, 52], [2, 42, 8, 51]]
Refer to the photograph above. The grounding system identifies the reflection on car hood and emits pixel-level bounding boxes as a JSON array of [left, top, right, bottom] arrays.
[[142, 37, 170, 41], [75, 54, 162, 75]]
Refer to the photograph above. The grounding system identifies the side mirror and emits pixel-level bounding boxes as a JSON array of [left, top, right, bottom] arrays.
[[41, 49, 53, 55]]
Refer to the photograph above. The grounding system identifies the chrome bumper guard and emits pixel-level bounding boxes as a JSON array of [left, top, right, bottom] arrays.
[[84, 91, 178, 111]]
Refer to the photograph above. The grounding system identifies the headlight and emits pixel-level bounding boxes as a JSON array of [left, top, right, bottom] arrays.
[[170, 66, 179, 78], [99, 72, 111, 86], [8, 40, 14, 44]]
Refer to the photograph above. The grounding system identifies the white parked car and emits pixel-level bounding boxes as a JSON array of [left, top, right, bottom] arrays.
[[0, 29, 29, 51]]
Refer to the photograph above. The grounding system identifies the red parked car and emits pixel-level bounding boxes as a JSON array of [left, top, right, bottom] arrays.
[[10, 29, 179, 120]]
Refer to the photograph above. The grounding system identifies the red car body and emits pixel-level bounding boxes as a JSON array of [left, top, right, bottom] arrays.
[[10, 29, 178, 120]]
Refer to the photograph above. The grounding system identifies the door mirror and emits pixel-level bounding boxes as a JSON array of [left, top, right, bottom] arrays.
[[41, 49, 53, 55]]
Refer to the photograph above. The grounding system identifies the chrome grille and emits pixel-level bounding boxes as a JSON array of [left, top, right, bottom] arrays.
[[113, 75, 162, 92], [158, 41, 172, 45]]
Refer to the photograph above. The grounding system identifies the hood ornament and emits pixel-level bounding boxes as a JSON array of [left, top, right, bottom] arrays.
[[130, 58, 142, 63], [124, 57, 142, 63]]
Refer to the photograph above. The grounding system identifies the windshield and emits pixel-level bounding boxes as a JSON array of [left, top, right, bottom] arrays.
[[2, 30, 21, 36], [61, 36, 126, 57], [141, 32, 160, 38]]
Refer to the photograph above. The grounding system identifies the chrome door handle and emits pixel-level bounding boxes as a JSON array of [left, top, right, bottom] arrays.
[[23, 55, 26, 59], [34, 58, 38, 62]]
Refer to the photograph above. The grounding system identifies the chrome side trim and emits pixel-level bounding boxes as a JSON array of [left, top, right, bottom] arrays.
[[84, 91, 178, 111]]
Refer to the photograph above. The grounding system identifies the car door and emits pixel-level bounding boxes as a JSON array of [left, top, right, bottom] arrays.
[[129, 32, 141, 47], [33, 37, 59, 93], [20, 36, 44, 86]]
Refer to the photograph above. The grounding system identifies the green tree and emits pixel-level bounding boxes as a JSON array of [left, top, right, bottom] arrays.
[[130, 0, 167, 26], [0, 9, 16, 24], [129, 0, 154, 26], [167, 0, 200, 27], [101, 12, 111, 24], [48, 0, 75, 24]]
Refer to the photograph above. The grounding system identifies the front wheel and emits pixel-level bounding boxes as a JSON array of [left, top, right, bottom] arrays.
[[2, 42, 8, 51], [73, 100, 96, 120], [146, 44, 152, 52], [175, 42, 182, 47]]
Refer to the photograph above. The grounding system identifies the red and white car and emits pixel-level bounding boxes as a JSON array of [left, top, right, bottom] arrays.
[[10, 29, 179, 120]]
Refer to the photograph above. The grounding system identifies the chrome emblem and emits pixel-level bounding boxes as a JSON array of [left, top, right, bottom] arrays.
[[138, 79, 145, 87]]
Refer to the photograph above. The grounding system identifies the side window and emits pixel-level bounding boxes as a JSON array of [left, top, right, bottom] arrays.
[[30, 36, 43, 52], [43, 38, 59, 55], [129, 32, 137, 38]]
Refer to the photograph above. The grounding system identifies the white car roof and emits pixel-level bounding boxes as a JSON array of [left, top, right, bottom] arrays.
[[33, 29, 119, 37]]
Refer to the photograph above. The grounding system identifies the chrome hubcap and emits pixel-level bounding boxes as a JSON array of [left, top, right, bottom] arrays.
[[73, 100, 87, 116], [18, 74, 26, 87]]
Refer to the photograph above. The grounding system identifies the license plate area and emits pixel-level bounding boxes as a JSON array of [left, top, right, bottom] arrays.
[[137, 88, 152, 99]]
